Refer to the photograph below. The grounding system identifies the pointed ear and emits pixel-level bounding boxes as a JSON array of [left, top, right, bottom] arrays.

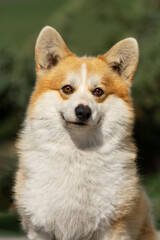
[[35, 26, 73, 75], [103, 38, 139, 85]]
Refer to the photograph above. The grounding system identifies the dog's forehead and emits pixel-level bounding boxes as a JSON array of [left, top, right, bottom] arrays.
[[65, 56, 109, 87]]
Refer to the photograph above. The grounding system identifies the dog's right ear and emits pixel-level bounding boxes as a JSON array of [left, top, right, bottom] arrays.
[[35, 26, 73, 76]]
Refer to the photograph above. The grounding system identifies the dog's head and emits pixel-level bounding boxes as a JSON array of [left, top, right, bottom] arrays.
[[28, 26, 138, 144]]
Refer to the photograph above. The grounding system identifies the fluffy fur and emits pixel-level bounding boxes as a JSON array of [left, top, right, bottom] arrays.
[[14, 26, 159, 240]]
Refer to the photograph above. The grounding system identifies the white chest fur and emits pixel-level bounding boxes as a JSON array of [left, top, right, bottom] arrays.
[[18, 94, 137, 240], [19, 122, 137, 240]]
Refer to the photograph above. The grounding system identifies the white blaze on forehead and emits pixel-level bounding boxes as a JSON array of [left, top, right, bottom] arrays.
[[80, 63, 87, 91]]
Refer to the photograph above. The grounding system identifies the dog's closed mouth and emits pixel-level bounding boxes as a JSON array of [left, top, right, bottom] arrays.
[[61, 114, 87, 126], [70, 121, 86, 126]]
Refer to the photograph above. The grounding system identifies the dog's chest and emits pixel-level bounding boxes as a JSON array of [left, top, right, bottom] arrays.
[[22, 142, 121, 237]]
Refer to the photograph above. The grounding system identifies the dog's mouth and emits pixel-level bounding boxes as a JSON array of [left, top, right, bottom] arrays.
[[61, 114, 87, 127], [61, 114, 101, 127], [69, 121, 86, 126]]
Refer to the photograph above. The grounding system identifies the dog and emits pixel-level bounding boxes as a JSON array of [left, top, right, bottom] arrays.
[[14, 26, 159, 240]]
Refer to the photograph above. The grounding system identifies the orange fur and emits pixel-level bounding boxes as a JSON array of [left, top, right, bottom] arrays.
[[29, 55, 132, 116]]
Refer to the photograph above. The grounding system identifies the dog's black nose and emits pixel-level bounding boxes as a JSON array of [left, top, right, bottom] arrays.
[[75, 104, 91, 121]]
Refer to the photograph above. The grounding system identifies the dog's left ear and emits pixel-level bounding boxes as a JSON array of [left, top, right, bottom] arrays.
[[35, 26, 73, 76], [103, 38, 139, 86]]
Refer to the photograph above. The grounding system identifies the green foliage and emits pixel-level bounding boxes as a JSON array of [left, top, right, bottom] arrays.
[[143, 174, 160, 229], [0, 0, 64, 49], [0, 212, 23, 236], [0, 143, 17, 210], [0, 46, 35, 140]]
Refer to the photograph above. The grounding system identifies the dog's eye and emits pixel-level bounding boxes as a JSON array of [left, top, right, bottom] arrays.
[[92, 88, 104, 97], [62, 85, 74, 94]]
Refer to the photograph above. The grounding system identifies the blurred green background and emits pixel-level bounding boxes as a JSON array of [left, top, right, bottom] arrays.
[[0, 0, 160, 236]]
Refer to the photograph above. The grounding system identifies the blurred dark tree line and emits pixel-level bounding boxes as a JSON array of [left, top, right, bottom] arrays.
[[0, 47, 35, 140], [0, 0, 160, 211]]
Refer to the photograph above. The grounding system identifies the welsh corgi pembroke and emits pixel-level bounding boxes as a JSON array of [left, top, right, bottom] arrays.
[[14, 26, 159, 240]]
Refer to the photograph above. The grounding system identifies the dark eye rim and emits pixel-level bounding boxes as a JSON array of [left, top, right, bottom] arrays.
[[92, 88, 104, 97], [62, 85, 74, 94]]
